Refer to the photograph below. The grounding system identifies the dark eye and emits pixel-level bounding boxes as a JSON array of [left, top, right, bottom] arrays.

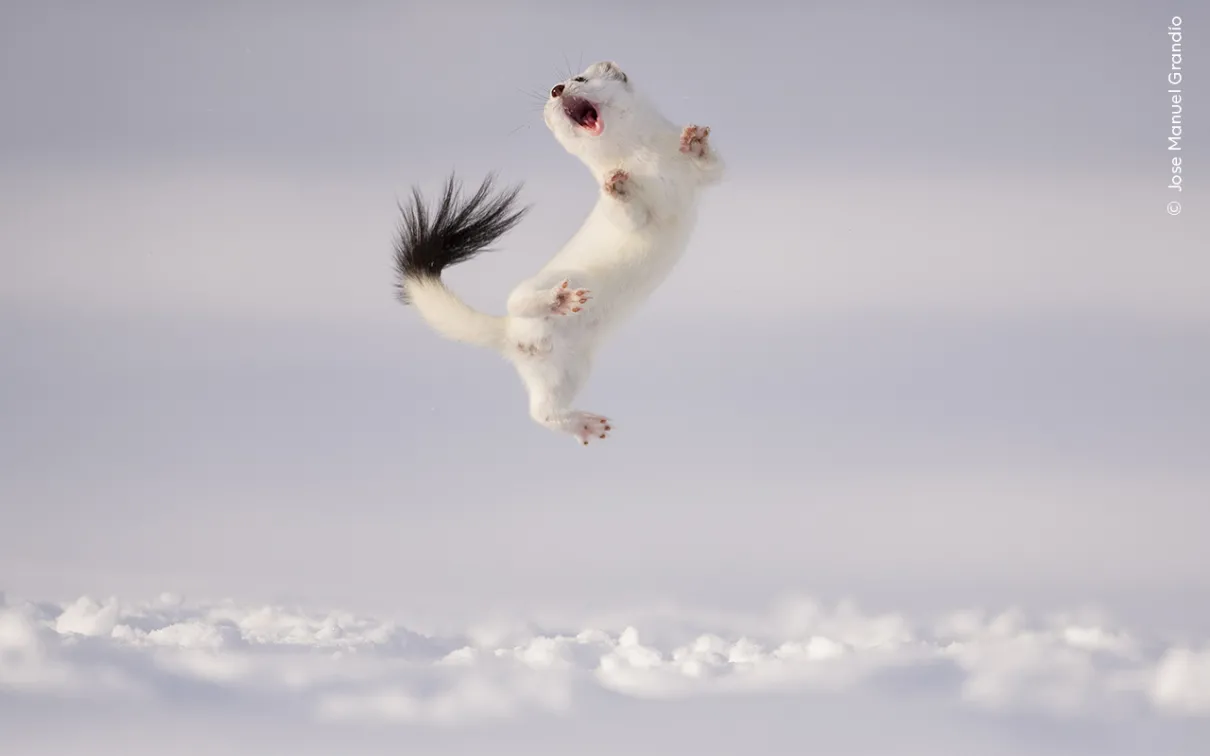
[[573, 76, 587, 83]]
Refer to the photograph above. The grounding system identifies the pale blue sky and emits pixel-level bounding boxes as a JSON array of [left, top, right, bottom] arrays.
[[3, 0, 1208, 612]]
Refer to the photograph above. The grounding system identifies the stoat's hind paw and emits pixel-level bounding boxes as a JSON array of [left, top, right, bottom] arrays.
[[603, 169, 631, 199], [551, 279, 591, 316], [680, 124, 711, 158], [514, 337, 552, 357], [571, 412, 613, 445]]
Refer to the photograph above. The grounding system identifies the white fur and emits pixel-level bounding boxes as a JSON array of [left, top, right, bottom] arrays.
[[407, 61, 722, 445], [406, 277, 508, 350]]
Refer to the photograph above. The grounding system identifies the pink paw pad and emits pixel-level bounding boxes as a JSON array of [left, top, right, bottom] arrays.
[[680, 125, 710, 158], [604, 169, 631, 198], [574, 414, 613, 445], [551, 279, 591, 316]]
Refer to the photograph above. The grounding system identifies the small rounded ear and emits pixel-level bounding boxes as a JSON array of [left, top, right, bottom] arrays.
[[600, 61, 628, 84]]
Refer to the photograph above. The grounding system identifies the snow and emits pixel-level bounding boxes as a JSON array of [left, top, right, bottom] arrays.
[[3, 592, 1208, 729]]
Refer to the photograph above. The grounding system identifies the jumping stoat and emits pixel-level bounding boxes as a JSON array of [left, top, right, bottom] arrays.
[[394, 61, 723, 445]]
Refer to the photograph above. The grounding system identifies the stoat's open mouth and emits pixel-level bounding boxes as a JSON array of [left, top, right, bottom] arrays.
[[562, 96, 602, 135]]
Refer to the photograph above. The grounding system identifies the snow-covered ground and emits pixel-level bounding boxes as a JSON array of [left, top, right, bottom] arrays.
[[4, 591, 1209, 752]]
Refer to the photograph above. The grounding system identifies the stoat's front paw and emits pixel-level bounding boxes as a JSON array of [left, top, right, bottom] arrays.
[[551, 279, 591, 316], [680, 124, 711, 159], [603, 169, 631, 199]]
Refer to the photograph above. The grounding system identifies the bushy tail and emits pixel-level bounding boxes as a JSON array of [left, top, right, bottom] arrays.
[[394, 173, 528, 350]]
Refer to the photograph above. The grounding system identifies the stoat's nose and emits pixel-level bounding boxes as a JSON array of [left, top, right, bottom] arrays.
[[550, 84, 565, 98]]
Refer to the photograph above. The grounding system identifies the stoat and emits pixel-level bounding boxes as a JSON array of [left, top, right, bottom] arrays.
[[394, 61, 723, 445]]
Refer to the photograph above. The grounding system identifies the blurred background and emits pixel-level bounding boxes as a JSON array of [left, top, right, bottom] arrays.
[[1, 0, 1207, 634]]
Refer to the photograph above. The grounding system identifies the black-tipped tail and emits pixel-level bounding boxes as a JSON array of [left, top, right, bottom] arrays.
[[394, 173, 528, 304]]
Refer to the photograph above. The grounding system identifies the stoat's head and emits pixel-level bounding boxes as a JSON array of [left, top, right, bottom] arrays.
[[543, 61, 647, 166]]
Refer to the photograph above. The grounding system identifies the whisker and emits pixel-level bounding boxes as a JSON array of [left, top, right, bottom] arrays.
[[516, 87, 546, 103]]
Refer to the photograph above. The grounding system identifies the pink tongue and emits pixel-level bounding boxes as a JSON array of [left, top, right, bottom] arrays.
[[585, 117, 602, 135]]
